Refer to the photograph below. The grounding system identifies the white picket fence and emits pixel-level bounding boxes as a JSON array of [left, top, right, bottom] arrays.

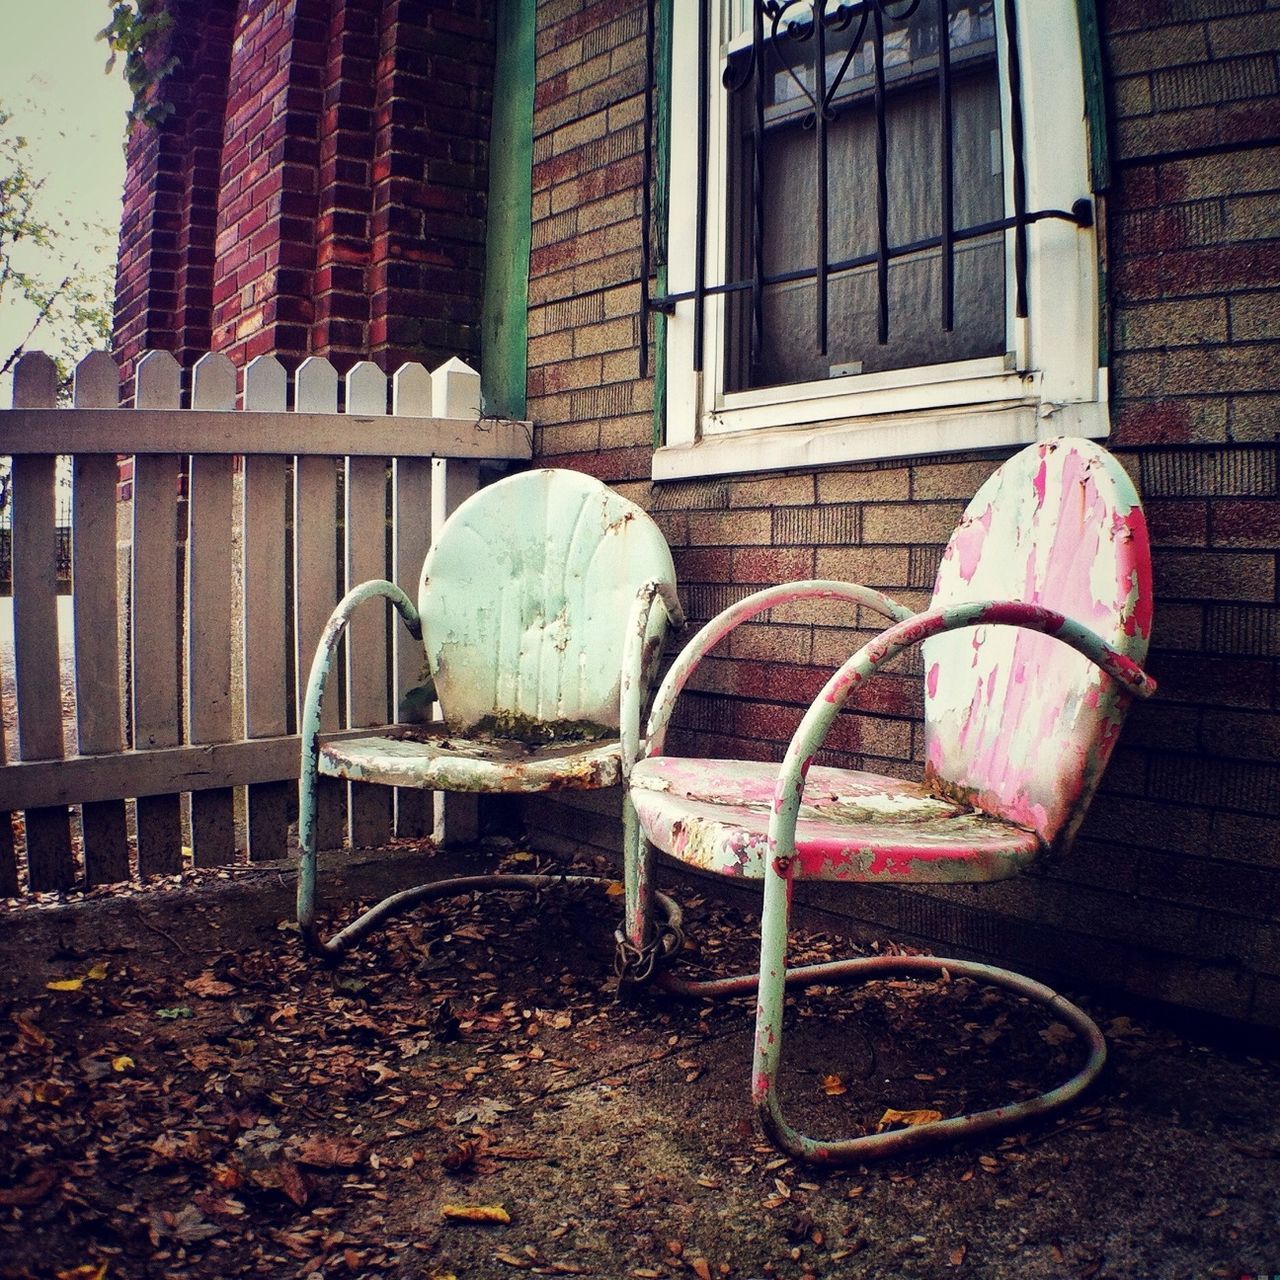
[[0, 348, 532, 897]]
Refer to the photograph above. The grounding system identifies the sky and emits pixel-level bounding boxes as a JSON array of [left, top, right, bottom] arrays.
[[1, 0, 132, 397]]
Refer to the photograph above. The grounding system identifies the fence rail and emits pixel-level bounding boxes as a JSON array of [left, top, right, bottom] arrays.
[[0, 348, 532, 898]]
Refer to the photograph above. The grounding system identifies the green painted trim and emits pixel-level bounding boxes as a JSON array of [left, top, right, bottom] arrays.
[[1075, 0, 1111, 194], [652, 0, 673, 449], [481, 0, 535, 420]]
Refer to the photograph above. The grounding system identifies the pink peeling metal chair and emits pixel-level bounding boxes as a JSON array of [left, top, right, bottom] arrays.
[[618, 438, 1156, 1163]]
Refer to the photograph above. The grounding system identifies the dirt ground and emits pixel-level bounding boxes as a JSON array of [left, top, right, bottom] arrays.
[[1, 842, 1277, 1280]]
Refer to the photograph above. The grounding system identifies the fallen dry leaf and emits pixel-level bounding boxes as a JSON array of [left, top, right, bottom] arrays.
[[293, 1134, 367, 1169], [46, 978, 84, 992], [1039, 1022, 1075, 1048], [55, 1266, 108, 1280], [441, 1203, 511, 1224], [12, 1013, 51, 1050], [494, 1250, 533, 1269], [184, 972, 235, 999], [0, 1166, 58, 1207], [33, 1079, 74, 1105], [949, 1244, 967, 1265], [442, 1138, 483, 1174], [277, 1160, 309, 1207], [821, 1073, 847, 1097], [876, 1108, 943, 1131], [691, 1258, 713, 1280]]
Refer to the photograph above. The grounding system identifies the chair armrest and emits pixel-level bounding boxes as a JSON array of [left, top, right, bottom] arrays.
[[621, 580, 685, 774], [765, 599, 1156, 858], [298, 580, 422, 856], [642, 580, 913, 759]]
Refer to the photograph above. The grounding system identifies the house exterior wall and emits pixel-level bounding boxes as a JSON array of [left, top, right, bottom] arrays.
[[113, 0, 496, 392], [523, 0, 1280, 1029]]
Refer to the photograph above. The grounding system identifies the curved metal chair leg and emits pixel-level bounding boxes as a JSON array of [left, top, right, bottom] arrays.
[[615, 800, 686, 987], [748, 864, 1106, 1164]]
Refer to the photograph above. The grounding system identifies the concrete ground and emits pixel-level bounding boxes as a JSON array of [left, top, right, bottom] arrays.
[[0, 842, 1276, 1280]]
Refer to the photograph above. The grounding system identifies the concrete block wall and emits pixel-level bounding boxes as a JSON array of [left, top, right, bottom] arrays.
[[524, 0, 1280, 1028]]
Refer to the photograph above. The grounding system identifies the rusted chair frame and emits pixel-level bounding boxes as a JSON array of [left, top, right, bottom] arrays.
[[621, 584, 1154, 1162], [295, 471, 684, 960]]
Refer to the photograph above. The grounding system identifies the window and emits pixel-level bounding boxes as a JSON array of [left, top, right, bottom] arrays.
[[654, 0, 1107, 480]]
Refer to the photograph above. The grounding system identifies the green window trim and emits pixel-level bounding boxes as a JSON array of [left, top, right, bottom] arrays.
[[482, 0, 535, 420]]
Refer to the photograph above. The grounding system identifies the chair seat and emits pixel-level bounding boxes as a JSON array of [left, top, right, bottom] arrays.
[[630, 757, 1041, 882], [320, 726, 621, 793]]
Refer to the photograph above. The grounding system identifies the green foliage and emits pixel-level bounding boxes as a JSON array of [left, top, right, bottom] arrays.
[[0, 103, 114, 393], [98, 1, 177, 128]]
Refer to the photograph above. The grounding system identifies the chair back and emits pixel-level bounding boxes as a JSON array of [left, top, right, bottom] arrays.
[[923, 438, 1153, 847], [420, 469, 677, 738]]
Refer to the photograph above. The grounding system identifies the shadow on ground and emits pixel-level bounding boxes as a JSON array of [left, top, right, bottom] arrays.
[[0, 842, 1276, 1280]]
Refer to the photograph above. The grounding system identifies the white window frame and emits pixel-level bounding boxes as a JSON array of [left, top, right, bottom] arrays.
[[655, 0, 1108, 481]]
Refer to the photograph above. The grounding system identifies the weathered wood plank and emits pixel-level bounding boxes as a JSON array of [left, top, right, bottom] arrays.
[[344, 363, 392, 847], [0, 409, 533, 460], [390, 362, 435, 838], [130, 351, 183, 876], [241, 356, 291, 861], [293, 358, 345, 850], [71, 352, 129, 884], [186, 353, 237, 866], [10, 352, 74, 891], [0, 729, 374, 810]]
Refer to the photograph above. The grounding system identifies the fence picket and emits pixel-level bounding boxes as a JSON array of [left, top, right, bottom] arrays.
[[241, 356, 291, 861], [344, 362, 393, 847], [10, 353, 74, 891], [390, 362, 434, 838], [131, 351, 184, 876], [293, 357, 345, 851], [71, 352, 129, 884], [431, 359, 483, 845], [186, 353, 237, 866]]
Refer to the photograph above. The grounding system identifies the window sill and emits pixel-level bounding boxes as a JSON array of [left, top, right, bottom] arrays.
[[651, 394, 1110, 482]]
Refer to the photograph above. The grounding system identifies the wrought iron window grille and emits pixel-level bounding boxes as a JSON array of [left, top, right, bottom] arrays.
[[639, 0, 1094, 383]]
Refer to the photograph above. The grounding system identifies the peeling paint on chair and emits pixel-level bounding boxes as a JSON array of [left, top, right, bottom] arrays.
[[296, 468, 683, 957], [621, 437, 1155, 1165]]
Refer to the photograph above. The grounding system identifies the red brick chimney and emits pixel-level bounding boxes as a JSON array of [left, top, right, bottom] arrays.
[[113, 0, 495, 394]]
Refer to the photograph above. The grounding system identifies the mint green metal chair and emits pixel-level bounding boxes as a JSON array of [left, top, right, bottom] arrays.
[[619, 438, 1156, 1164], [297, 468, 683, 957]]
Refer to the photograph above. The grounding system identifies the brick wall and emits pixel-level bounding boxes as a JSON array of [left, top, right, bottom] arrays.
[[114, 0, 237, 392], [114, 0, 495, 385], [524, 0, 1280, 1028]]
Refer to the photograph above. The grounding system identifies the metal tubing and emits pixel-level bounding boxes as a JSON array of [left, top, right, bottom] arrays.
[[641, 580, 913, 759], [619, 578, 686, 777], [652, 942, 1107, 1165], [297, 579, 421, 950], [622, 796, 654, 951], [306, 870, 684, 961], [937, 0, 954, 332], [651, 205, 1090, 311], [1003, 0, 1030, 318]]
